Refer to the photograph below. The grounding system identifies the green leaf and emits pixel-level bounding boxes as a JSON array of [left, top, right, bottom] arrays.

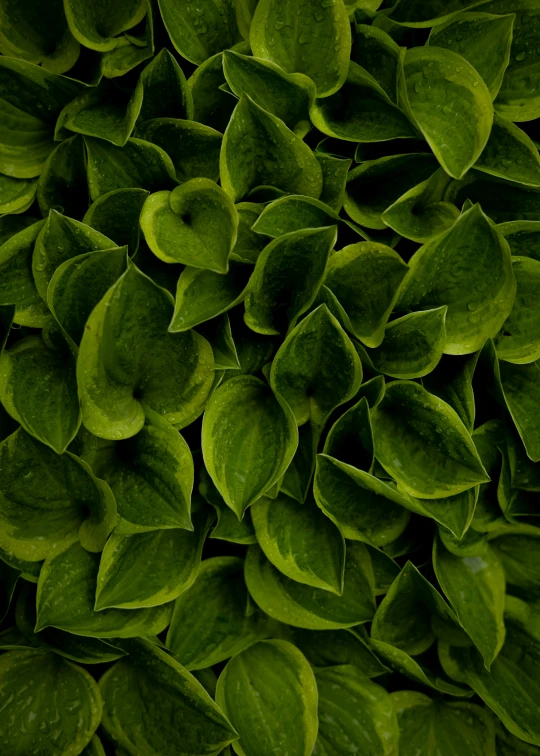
[[201, 375, 298, 519], [36, 135, 88, 218], [391, 690, 496, 756], [223, 50, 316, 137], [423, 352, 479, 432], [367, 307, 447, 379], [387, 0, 489, 27], [270, 304, 362, 428], [166, 556, 269, 670], [445, 170, 540, 223], [83, 188, 148, 253], [310, 61, 416, 142], [371, 381, 489, 499], [0, 334, 80, 453], [280, 421, 318, 503], [99, 0, 154, 79], [496, 256, 540, 364], [496, 357, 540, 462], [399, 46, 493, 179], [82, 736, 106, 756], [323, 396, 374, 472], [494, 9, 540, 122], [0, 220, 44, 307], [489, 525, 540, 601], [0, 429, 116, 561], [135, 118, 222, 183], [314, 665, 400, 756], [0, 173, 36, 215], [188, 50, 238, 132], [344, 153, 438, 230], [250, 0, 351, 97], [220, 95, 323, 202], [244, 542, 376, 630], [398, 204, 516, 355], [251, 492, 345, 594], [498, 220, 540, 261], [252, 195, 342, 238], [325, 241, 409, 347], [315, 154, 351, 212], [197, 313, 241, 370], [157, 0, 241, 65], [77, 262, 214, 440], [0, 650, 102, 755], [232, 202, 267, 264], [428, 12, 514, 99], [169, 262, 252, 332], [64, 0, 146, 51], [352, 24, 401, 102], [100, 638, 238, 755], [314, 455, 411, 546], [475, 115, 540, 186], [200, 467, 257, 544], [138, 48, 193, 122], [140, 180, 237, 272], [36, 542, 171, 637], [216, 639, 317, 756]]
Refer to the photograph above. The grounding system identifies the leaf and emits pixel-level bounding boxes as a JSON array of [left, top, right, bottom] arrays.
[[220, 95, 323, 202], [496, 256, 540, 364], [315, 154, 351, 212], [488, 525, 540, 601], [251, 492, 345, 594], [200, 467, 257, 544], [201, 375, 298, 519], [0, 650, 102, 755], [0, 220, 44, 307], [99, 1, 154, 79], [232, 202, 267, 263], [314, 455, 411, 547], [280, 421, 318, 503], [140, 180, 237, 272], [387, 0, 489, 27], [310, 61, 416, 142], [475, 115, 540, 186], [0, 429, 116, 561], [138, 48, 193, 122], [100, 638, 237, 755], [0, 334, 80, 453], [270, 304, 362, 428], [169, 262, 252, 332], [244, 542, 376, 630], [371, 381, 489, 499], [82, 736, 106, 756], [323, 396, 374, 472], [36, 135, 88, 218], [197, 314, 240, 370], [352, 24, 401, 102], [252, 195, 342, 238], [166, 556, 269, 670], [325, 241, 409, 347], [216, 639, 317, 756], [84, 188, 148, 253], [445, 170, 540, 224], [188, 50, 238, 132], [0, 173, 37, 215], [498, 220, 540, 261], [77, 262, 214, 440], [398, 204, 516, 355], [64, 0, 146, 51], [497, 359, 540, 462], [36, 542, 171, 637], [135, 118, 222, 183], [391, 690, 496, 756], [367, 307, 447, 379], [399, 46, 493, 179], [314, 665, 400, 756], [494, 8, 540, 122], [250, 0, 351, 97]]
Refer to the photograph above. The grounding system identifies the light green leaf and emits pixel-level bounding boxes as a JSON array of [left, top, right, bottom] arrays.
[[201, 375, 298, 519], [310, 61, 415, 142], [36, 135, 88, 218], [496, 256, 540, 364], [0, 650, 102, 756], [244, 542, 376, 630], [314, 454, 411, 546], [216, 639, 317, 756], [250, 0, 351, 97], [100, 638, 238, 755], [166, 556, 269, 670], [325, 241, 409, 347], [252, 195, 342, 238], [398, 204, 516, 355], [0, 173, 36, 215], [323, 396, 374, 471], [0, 429, 116, 561], [270, 304, 362, 428], [135, 118, 222, 183], [220, 95, 322, 203], [314, 665, 399, 756], [0, 220, 44, 307], [0, 335, 80, 453], [140, 180, 237, 272], [251, 492, 345, 594], [399, 46, 493, 179], [429, 12, 514, 99], [99, 0, 154, 79], [77, 262, 214, 440], [475, 115, 540, 186], [495, 8, 540, 122], [36, 542, 171, 637], [371, 381, 489, 499], [315, 154, 351, 212]]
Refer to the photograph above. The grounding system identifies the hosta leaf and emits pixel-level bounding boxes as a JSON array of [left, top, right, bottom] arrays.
[[216, 640, 318, 756], [322, 396, 374, 472], [200, 467, 257, 544], [100, 638, 238, 755], [36, 135, 88, 218], [244, 227, 336, 335], [0, 650, 102, 756], [280, 422, 318, 503], [352, 24, 400, 102], [138, 47, 193, 122], [220, 95, 323, 202], [250, 0, 351, 97], [494, 8, 540, 122], [398, 204, 516, 355], [488, 525, 540, 601], [99, 0, 154, 80], [475, 115, 540, 186], [325, 241, 409, 347], [496, 256, 540, 364], [188, 50, 238, 132], [423, 352, 479, 432], [0, 429, 116, 561], [244, 542, 376, 630], [498, 220, 540, 261], [77, 262, 214, 440], [445, 170, 540, 223], [232, 202, 267, 264], [0, 221, 44, 307], [0, 335, 80, 453], [166, 556, 269, 670], [0, 174, 36, 215], [270, 304, 362, 428], [399, 46, 493, 179], [202, 375, 298, 519], [387, 0, 489, 27], [197, 313, 240, 370], [64, 0, 147, 51], [83, 188, 147, 253], [82, 736, 106, 756], [251, 492, 345, 594], [314, 666, 399, 756], [140, 180, 237, 272], [315, 154, 351, 212], [36, 542, 171, 638], [252, 195, 341, 238]]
